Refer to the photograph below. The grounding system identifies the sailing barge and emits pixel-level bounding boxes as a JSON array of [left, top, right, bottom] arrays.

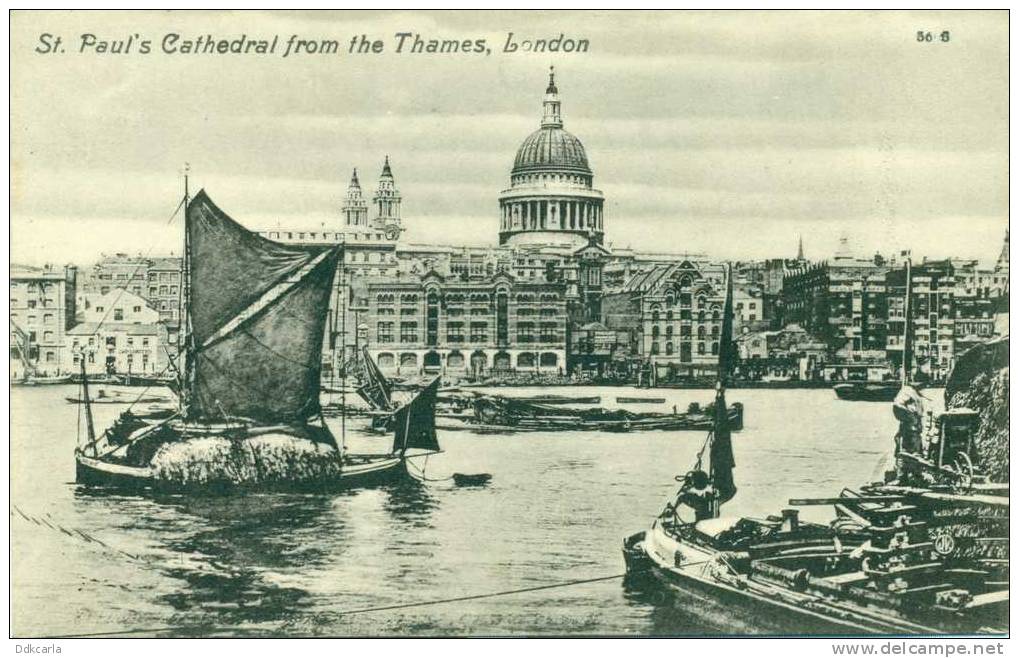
[[622, 265, 1008, 634], [74, 189, 440, 492], [437, 396, 744, 433]]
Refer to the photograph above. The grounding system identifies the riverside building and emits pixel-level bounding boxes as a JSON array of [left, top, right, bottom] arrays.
[[9, 264, 78, 378]]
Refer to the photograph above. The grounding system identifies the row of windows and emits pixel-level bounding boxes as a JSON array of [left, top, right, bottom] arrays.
[[71, 352, 151, 365], [377, 321, 558, 344], [650, 341, 719, 356], [18, 330, 56, 343], [97, 285, 178, 297], [266, 230, 388, 242], [651, 325, 720, 339], [511, 173, 589, 186], [650, 310, 723, 322], [12, 281, 61, 291], [15, 348, 58, 363], [71, 336, 152, 348], [95, 271, 178, 282], [652, 293, 723, 310], [346, 251, 393, 264], [10, 298, 57, 308], [9, 313, 56, 325], [374, 351, 561, 370], [375, 292, 562, 304]]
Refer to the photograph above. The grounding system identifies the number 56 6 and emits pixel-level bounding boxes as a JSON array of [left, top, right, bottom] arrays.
[[917, 30, 951, 42]]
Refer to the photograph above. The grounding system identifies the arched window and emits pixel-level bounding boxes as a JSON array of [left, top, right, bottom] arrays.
[[666, 310, 673, 321], [665, 326, 673, 337], [651, 326, 660, 338], [665, 342, 674, 355], [651, 308, 659, 322], [697, 326, 706, 339], [711, 342, 719, 355]]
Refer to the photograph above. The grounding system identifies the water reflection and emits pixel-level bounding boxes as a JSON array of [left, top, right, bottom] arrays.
[[69, 481, 443, 633], [382, 479, 439, 526]]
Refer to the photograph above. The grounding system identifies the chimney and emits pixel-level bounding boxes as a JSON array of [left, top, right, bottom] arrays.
[[781, 508, 799, 533]]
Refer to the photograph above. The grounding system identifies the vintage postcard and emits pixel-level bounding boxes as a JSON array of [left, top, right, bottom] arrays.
[[8, 9, 1009, 644]]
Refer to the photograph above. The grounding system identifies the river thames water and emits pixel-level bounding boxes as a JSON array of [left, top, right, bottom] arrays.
[[11, 384, 935, 637]]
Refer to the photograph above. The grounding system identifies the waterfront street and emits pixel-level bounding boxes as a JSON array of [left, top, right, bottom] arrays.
[[10, 385, 936, 637]]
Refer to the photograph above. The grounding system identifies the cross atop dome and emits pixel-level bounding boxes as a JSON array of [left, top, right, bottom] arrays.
[[542, 67, 563, 128]]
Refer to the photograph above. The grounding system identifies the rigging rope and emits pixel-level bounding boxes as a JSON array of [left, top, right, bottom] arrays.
[[14, 499, 634, 638], [405, 456, 454, 482], [76, 190, 189, 424], [47, 573, 630, 638]]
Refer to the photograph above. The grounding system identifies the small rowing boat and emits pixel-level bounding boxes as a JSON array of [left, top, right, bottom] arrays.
[[453, 473, 492, 487]]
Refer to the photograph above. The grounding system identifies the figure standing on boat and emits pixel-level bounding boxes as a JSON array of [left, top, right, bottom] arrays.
[[672, 469, 716, 522]]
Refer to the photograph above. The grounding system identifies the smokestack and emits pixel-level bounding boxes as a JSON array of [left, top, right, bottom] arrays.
[[781, 508, 799, 533]]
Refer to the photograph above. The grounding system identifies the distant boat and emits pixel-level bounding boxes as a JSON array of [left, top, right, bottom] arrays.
[[438, 397, 743, 433], [833, 382, 900, 402], [114, 373, 176, 388], [616, 396, 666, 404], [505, 394, 600, 405], [66, 389, 169, 405], [74, 185, 441, 492], [12, 374, 73, 386]]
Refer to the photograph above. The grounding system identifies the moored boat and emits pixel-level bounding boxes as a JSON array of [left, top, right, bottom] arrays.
[[452, 473, 492, 487], [833, 382, 899, 402], [73, 185, 442, 492], [503, 394, 601, 404], [65, 388, 170, 405], [439, 399, 743, 433], [113, 373, 176, 388], [11, 374, 74, 386], [616, 396, 666, 404]]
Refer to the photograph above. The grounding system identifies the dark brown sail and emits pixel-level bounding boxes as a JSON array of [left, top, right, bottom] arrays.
[[186, 190, 340, 422], [710, 264, 737, 506], [392, 377, 441, 454], [356, 346, 394, 411]]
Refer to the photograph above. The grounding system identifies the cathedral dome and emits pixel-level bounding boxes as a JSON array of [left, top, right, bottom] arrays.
[[512, 126, 591, 175], [499, 68, 605, 250]]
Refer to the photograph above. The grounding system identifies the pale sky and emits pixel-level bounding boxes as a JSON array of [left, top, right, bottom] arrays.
[[10, 10, 1009, 267]]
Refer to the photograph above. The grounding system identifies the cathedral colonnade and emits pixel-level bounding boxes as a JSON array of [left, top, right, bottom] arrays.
[[500, 198, 604, 232]]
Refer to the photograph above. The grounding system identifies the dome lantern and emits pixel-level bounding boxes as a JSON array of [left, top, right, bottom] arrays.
[[541, 66, 563, 128]]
